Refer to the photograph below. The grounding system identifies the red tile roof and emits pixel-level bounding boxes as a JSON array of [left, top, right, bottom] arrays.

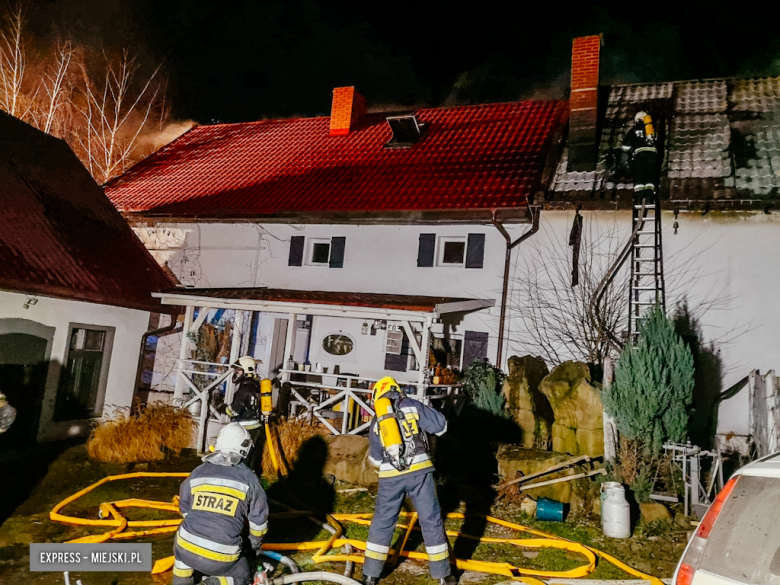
[[0, 111, 175, 312], [105, 101, 568, 219]]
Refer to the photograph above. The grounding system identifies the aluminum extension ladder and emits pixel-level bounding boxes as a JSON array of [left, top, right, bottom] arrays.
[[628, 195, 666, 337]]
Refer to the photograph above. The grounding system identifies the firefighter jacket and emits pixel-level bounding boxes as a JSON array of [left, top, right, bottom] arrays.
[[177, 459, 269, 563], [621, 120, 657, 158], [368, 393, 447, 479], [226, 378, 261, 430]]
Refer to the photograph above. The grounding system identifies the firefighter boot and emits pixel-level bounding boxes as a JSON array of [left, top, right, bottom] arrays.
[[439, 575, 458, 585], [362, 575, 380, 585]]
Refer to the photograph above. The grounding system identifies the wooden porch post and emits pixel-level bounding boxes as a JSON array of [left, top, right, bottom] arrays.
[[174, 305, 194, 401], [417, 317, 433, 404], [282, 313, 297, 383], [224, 309, 244, 412]]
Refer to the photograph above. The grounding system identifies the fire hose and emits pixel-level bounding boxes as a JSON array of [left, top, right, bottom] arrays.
[[49, 472, 663, 585], [48, 418, 663, 585]]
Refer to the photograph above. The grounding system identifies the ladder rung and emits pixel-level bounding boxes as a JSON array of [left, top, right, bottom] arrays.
[[634, 244, 656, 248], [631, 287, 659, 290], [633, 302, 658, 306], [634, 204, 656, 209], [635, 231, 656, 235], [634, 258, 658, 262]]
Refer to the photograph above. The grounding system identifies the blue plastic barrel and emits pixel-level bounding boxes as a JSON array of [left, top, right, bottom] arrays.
[[536, 497, 565, 522]]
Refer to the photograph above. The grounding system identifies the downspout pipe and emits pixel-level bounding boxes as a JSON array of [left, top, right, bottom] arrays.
[[491, 206, 541, 369], [132, 310, 183, 409]]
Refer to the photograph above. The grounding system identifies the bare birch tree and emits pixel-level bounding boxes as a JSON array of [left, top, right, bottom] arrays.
[[0, 3, 170, 183], [72, 50, 164, 183], [0, 3, 27, 118]]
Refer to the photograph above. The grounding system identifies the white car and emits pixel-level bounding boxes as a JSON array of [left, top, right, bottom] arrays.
[[672, 452, 780, 584]]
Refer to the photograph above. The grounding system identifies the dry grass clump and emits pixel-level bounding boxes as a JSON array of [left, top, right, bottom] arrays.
[[262, 418, 322, 476], [87, 403, 196, 463]]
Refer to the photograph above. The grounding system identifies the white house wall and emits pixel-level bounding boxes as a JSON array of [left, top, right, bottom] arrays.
[[535, 210, 780, 437], [135, 222, 528, 369], [134, 212, 779, 437], [0, 290, 149, 441]]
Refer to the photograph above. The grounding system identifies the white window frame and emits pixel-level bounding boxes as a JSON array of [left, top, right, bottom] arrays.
[[437, 236, 467, 267], [54, 323, 115, 421], [306, 238, 332, 266]]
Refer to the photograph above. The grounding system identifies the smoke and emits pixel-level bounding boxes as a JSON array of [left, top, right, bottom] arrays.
[[133, 119, 195, 159]]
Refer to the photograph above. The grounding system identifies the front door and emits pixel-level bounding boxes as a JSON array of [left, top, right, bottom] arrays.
[[0, 332, 50, 445]]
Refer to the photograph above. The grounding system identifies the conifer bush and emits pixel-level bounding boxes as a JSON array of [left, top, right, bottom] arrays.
[[463, 359, 507, 416], [602, 307, 694, 454]]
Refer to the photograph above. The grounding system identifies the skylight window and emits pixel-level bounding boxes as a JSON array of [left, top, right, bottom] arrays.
[[384, 114, 427, 148]]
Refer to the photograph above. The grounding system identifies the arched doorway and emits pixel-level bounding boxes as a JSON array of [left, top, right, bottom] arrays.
[[0, 319, 55, 445]]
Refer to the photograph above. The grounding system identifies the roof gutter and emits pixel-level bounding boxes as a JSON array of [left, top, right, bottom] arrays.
[[132, 309, 184, 411], [491, 206, 541, 369]]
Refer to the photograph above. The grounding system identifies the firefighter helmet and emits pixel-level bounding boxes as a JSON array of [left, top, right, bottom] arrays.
[[634, 110, 648, 123], [372, 376, 401, 402], [232, 355, 257, 383], [215, 423, 253, 458]]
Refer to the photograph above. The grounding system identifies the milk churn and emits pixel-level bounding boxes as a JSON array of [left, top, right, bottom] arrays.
[[601, 481, 631, 538]]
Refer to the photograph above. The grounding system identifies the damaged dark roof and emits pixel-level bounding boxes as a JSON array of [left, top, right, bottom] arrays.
[[0, 111, 175, 312], [550, 77, 780, 210]]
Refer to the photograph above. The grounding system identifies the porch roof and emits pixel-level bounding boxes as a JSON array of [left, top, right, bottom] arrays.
[[154, 287, 495, 322]]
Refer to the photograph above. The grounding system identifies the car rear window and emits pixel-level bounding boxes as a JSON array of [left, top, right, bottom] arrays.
[[700, 475, 780, 584]]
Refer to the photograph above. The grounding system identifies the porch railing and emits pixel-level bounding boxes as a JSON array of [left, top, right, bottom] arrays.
[[280, 369, 464, 435], [173, 359, 232, 452]]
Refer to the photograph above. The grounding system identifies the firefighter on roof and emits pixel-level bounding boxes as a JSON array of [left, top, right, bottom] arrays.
[[361, 377, 457, 585], [621, 110, 659, 197], [173, 423, 269, 585], [223, 356, 266, 473]]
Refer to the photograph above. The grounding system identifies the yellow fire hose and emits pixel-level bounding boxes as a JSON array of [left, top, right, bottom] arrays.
[[49, 473, 663, 585], [48, 424, 662, 585]]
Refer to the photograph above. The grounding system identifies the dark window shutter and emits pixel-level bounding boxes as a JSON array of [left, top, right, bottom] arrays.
[[462, 331, 489, 369], [465, 234, 485, 268], [417, 233, 435, 267], [329, 237, 346, 268], [288, 236, 304, 266], [385, 336, 410, 372]]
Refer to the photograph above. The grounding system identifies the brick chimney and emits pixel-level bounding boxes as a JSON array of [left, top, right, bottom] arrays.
[[568, 35, 602, 171], [329, 87, 366, 136]]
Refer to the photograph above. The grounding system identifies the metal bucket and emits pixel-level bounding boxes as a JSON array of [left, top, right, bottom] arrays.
[[536, 497, 565, 522]]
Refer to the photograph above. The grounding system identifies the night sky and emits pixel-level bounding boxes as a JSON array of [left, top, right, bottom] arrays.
[[27, 1, 774, 124]]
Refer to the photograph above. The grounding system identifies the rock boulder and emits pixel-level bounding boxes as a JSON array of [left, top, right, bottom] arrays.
[[538, 361, 604, 457], [501, 356, 553, 449]]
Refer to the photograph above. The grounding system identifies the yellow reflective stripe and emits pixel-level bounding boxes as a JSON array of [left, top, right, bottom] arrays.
[[377, 459, 433, 479], [176, 534, 240, 563], [173, 566, 194, 577], [226, 407, 237, 417], [192, 484, 247, 500], [250, 527, 268, 537], [365, 549, 388, 560], [428, 550, 449, 562], [217, 578, 231, 585]]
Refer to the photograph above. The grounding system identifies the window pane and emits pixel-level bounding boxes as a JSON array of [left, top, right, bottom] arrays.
[[442, 241, 465, 264], [84, 330, 105, 351], [312, 243, 330, 264]]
